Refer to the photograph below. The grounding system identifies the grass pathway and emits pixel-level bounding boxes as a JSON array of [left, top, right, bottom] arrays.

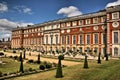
[[10, 59, 120, 80]]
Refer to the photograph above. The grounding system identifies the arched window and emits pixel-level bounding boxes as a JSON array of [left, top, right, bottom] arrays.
[[114, 47, 118, 56]]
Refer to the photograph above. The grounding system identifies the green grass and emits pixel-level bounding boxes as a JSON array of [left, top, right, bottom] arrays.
[[11, 59, 120, 80], [0, 58, 39, 74]]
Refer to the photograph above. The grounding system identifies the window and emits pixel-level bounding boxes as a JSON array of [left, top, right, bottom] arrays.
[[73, 35, 76, 44], [67, 47, 70, 52], [112, 12, 119, 19], [102, 34, 106, 44], [102, 47, 106, 56], [42, 37, 44, 44], [94, 47, 98, 54], [79, 47, 82, 53], [67, 35, 70, 44], [79, 20, 83, 25], [86, 34, 90, 44], [38, 37, 41, 44], [114, 47, 118, 56], [86, 47, 90, 52], [101, 17, 106, 22], [72, 21, 77, 26], [61, 23, 66, 27], [73, 47, 76, 52], [113, 32, 118, 44], [86, 19, 90, 24], [62, 36, 65, 44], [46, 36, 48, 44], [50, 35, 53, 44], [67, 22, 71, 26], [93, 18, 98, 23], [56, 35, 58, 44], [79, 35, 82, 44], [94, 34, 98, 44]]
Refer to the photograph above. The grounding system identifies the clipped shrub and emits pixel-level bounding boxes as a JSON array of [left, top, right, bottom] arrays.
[[3, 73, 7, 76], [52, 62, 58, 67], [0, 52, 4, 56], [28, 68, 33, 71], [45, 63, 52, 69], [39, 64, 45, 70], [0, 71, 2, 77], [9, 55, 13, 58], [27, 59, 34, 63], [42, 61, 47, 65], [13, 56, 18, 60], [13, 50, 16, 53]]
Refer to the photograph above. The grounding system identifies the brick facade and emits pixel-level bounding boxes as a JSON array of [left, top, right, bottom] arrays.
[[11, 5, 120, 57]]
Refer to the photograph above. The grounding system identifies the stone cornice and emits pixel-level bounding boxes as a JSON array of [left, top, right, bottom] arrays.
[[106, 5, 120, 13]]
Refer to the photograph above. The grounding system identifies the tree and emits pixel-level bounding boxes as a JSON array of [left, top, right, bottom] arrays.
[[98, 53, 101, 64], [56, 55, 64, 78], [19, 52, 24, 73], [83, 54, 89, 69], [37, 53, 40, 64]]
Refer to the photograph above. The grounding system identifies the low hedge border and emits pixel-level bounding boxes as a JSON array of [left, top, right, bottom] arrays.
[[0, 68, 56, 80]]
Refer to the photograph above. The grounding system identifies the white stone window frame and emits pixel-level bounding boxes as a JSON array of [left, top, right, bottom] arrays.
[[101, 17, 106, 22], [79, 34, 83, 44], [93, 18, 98, 23], [112, 46, 119, 56], [86, 34, 90, 44], [61, 23, 66, 27], [72, 35, 76, 45], [93, 33, 99, 44], [61, 36, 65, 44], [101, 33, 105, 44], [66, 22, 71, 27], [79, 20, 83, 25], [72, 21, 77, 26], [66, 35, 70, 44], [112, 30, 119, 44], [86, 19, 91, 24], [112, 12, 119, 19]]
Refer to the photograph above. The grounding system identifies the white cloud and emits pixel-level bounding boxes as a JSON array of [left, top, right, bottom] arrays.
[[0, 19, 34, 39], [14, 6, 32, 14], [57, 6, 82, 17], [0, 2, 8, 13], [106, 0, 120, 8], [23, 8, 32, 14]]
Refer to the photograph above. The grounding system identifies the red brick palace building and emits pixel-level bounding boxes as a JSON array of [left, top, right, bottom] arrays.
[[11, 5, 120, 57]]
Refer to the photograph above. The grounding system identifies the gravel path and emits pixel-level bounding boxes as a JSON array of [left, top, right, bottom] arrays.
[[4, 52, 80, 66]]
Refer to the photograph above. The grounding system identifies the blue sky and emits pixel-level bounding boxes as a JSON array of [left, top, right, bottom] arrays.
[[0, 0, 119, 40]]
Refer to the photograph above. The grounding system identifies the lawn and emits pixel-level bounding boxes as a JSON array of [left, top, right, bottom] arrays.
[[10, 59, 120, 80], [0, 58, 40, 74]]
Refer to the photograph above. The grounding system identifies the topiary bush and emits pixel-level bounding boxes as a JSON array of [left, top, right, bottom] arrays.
[[39, 64, 45, 70], [83, 55, 89, 69], [56, 55, 64, 78]]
